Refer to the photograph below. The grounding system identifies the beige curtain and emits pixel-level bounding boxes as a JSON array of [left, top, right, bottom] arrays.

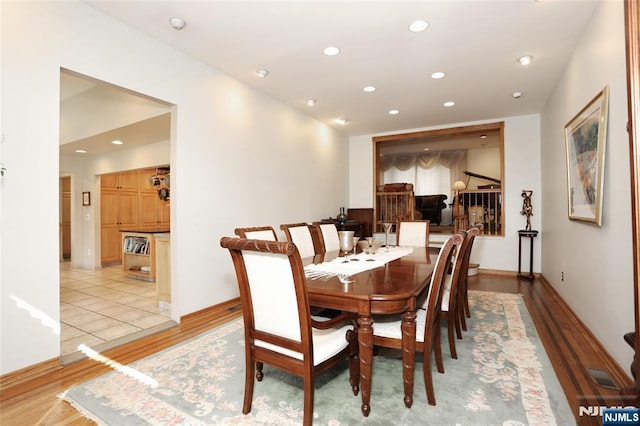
[[383, 150, 465, 174], [381, 150, 467, 198]]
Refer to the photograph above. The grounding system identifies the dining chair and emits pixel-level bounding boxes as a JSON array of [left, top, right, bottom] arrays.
[[437, 230, 469, 360], [280, 222, 317, 258], [234, 226, 278, 241], [396, 219, 430, 247], [219, 237, 360, 425], [312, 222, 341, 253], [372, 233, 464, 406], [458, 224, 482, 331]]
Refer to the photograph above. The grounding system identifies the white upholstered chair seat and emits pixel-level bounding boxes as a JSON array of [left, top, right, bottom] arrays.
[[256, 321, 352, 366], [372, 309, 428, 343]]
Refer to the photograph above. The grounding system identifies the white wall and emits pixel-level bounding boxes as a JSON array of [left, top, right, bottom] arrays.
[[540, 0, 633, 369], [349, 114, 542, 272], [0, 2, 348, 374]]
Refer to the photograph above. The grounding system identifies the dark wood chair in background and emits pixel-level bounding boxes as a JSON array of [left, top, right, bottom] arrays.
[[220, 237, 360, 426]]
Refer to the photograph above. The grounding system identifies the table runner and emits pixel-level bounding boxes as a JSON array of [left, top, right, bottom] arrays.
[[304, 246, 414, 280]]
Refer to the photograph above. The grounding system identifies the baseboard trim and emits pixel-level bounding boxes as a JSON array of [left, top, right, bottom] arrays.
[[180, 297, 241, 322], [0, 357, 62, 391], [538, 273, 632, 389]]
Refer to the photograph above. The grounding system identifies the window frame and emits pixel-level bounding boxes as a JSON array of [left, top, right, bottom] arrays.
[[373, 121, 505, 236]]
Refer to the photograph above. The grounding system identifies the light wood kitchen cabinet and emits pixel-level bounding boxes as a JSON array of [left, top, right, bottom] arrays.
[[155, 234, 171, 304], [100, 167, 170, 265], [100, 170, 141, 265], [139, 167, 171, 230]]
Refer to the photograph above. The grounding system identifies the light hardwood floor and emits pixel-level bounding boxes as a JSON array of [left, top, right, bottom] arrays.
[[0, 274, 633, 425]]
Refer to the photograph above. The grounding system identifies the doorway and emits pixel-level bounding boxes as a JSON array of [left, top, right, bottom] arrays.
[[59, 69, 174, 361]]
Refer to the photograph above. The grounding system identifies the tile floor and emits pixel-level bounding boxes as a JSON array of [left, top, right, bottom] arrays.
[[60, 262, 174, 362]]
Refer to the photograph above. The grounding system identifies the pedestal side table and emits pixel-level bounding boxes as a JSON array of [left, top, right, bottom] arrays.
[[517, 229, 538, 280]]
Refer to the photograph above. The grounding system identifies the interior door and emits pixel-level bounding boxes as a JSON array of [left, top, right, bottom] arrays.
[[60, 177, 71, 259]]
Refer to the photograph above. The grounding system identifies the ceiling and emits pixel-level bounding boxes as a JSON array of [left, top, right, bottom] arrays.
[[62, 0, 600, 154]]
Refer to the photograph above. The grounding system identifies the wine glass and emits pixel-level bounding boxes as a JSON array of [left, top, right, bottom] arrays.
[[351, 236, 360, 261], [382, 222, 392, 251]]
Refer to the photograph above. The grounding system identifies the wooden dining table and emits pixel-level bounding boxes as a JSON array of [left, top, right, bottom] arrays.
[[304, 247, 435, 417]]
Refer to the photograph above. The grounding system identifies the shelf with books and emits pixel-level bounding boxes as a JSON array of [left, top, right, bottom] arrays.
[[121, 232, 156, 282]]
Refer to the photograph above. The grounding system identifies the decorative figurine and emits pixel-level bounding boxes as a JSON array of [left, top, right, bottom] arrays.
[[520, 190, 533, 231]]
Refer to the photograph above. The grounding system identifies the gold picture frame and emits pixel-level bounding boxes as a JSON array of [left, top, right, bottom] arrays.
[[565, 85, 609, 226]]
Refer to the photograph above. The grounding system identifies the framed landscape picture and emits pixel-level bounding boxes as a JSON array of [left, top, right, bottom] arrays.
[[565, 85, 609, 226]]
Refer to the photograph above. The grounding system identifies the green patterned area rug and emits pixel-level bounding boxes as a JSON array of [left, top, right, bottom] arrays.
[[60, 291, 573, 425]]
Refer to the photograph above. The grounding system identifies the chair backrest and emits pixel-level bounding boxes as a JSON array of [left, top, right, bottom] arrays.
[[220, 237, 312, 359], [396, 220, 430, 247], [280, 223, 316, 258], [442, 230, 469, 308], [312, 222, 341, 253], [459, 224, 481, 282], [422, 233, 464, 331], [235, 226, 278, 241]]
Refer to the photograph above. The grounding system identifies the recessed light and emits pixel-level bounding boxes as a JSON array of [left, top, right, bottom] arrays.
[[256, 69, 269, 78], [443, 101, 455, 107], [480, 134, 487, 139], [363, 86, 376, 93], [409, 20, 429, 32], [517, 55, 533, 66], [75, 149, 87, 154], [323, 46, 340, 56], [169, 17, 186, 31], [512, 91, 523, 98], [423, 148, 430, 151], [111, 140, 123, 145], [337, 118, 349, 125], [430, 71, 446, 79], [388, 109, 399, 115], [306, 99, 317, 106]]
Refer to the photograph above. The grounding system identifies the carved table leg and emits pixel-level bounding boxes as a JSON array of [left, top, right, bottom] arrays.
[[358, 315, 373, 417], [401, 309, 417, 408]]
